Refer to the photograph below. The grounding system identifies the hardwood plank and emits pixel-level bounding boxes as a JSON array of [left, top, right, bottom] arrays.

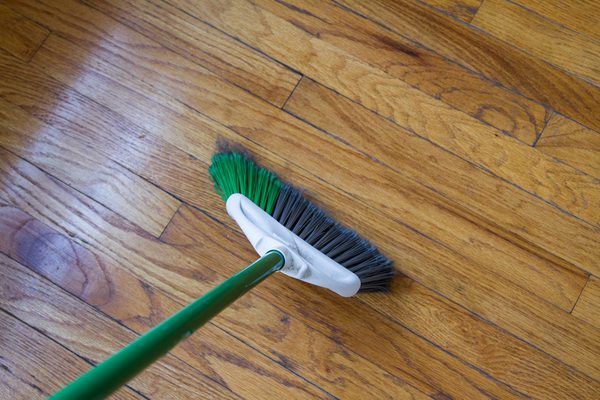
[[276, 0, 547, 144], [7, 0, 297, 107], [6, 6, 598, 376], [0, 89, 180, 237], [285, 77, 587, 309], [0, 143, 529, 400], [24, 24, 594, 304], [472, 0, 600, 84], [9, 25, 600, 379], [164, 205, 600, 400], [1, 115, 589, 398], [2, 1, 597, 397], [572, 276, 600, 328], [163, 0, 599, 226], [88, 0, 300, 107], [419, 0, 481, 22], [511, 0, 600, 42], [249, 159, 600, 387], [0, 4, 48, 61], [0, 366, 42, 400], [34, 21, 600, 277], [336, 0, 600, 132], [0, 254, 239, 399], [0, 206, 335, 400], [0, 308, 141, 400], [0, 154, 437, 400], [85, 0, 547, 144], [2, 42, 232, 224], [536, 113, 600, 178]]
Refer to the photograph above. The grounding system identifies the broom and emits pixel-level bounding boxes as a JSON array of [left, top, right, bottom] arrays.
[[51, 148, 394, 399]]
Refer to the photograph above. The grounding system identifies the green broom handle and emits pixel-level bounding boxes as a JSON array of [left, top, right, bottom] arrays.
[[51, 250, 285, 400]]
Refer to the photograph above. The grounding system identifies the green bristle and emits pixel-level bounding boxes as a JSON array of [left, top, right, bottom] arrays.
[[209, 152, 282, 215]]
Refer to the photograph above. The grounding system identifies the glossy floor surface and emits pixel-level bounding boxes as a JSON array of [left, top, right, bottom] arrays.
[[0, 0, 599, 399]]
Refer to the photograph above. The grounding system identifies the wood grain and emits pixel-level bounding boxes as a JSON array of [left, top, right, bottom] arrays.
[[336, 0, 600, 133], [164, 205, 600, 400], [269, 0, 549, 143], [87, 0, 546, 144], [167, 0, 599, 226], [285, 77, 586, 310], [1, 105, 598, 399], [572, 276, 600, 329], [0, 153, 438, 399], [5, 0, 297, 107], [536, 113, 600, 178], [0, 206, 336, 400], [0, 145, 532, 399], [472, 0, 600, 84], [419, 0, 481, 22], [86, 0, 299, 106], [1, 0, 598, 397], [0, 255, 239, 399], [34, 25, 600, 278], [0, 84, 180, 237], [0, 307, 141, 400], [2, 37, 231, 223], [7, 22, 599, 379], [0, 4, 48, 61], [511, 0, 600, 41]]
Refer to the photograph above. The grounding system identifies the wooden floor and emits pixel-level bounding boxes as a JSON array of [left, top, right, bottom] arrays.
[[0, 0, 598, 398]]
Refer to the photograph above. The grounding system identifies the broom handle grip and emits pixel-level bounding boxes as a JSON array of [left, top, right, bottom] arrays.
[[51, 251, 285, 400]]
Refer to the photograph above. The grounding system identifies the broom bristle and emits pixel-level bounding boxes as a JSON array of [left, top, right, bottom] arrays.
[[209, 152, 281, 215], [209, 151, 394, 292]]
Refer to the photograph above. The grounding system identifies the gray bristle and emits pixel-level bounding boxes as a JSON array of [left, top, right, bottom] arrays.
[[273, 184, 395, 292]]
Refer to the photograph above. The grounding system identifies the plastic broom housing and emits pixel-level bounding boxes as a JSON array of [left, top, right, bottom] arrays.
[[209, 149, 395, 293]]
